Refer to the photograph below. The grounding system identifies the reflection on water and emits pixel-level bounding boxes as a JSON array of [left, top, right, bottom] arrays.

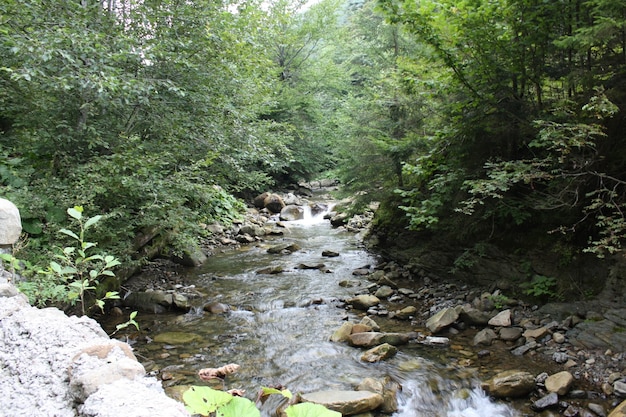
[[121, 209, 523, 416]]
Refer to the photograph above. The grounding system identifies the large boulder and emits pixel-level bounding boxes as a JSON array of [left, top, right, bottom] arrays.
[[300, 390, 383, 416], [264, 194, 285, 213], [481, 370, 536, 398], [280, 205, 304, 221], [0, 198, 21, 245]]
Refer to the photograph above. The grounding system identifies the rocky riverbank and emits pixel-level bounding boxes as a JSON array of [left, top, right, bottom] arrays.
[[115, 187, 626, 416]]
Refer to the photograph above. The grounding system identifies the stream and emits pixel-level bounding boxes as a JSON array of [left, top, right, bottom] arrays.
[[109, 205, 529, 417]]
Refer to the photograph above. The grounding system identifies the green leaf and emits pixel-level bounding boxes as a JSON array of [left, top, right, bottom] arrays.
[[84, 215, 102, 230], [183, 386, 233, 415], [285, 403, 341, 417], [216, 396, 260, 417], [50, 261, 63, 274], [104, 291, 120, 299], [129, 311, 138, 320], [67, 206, 83, 220], [59, 228, 80, 240], [261, 387, 293, 399]]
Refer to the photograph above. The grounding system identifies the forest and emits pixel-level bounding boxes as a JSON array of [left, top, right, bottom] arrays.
[[1, 0, 626, 304]]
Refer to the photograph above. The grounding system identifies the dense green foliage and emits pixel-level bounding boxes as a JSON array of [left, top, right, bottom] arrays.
[[0, 0, 341, 278], [369, 0, 626, 258], [2, 0, 626, 300]]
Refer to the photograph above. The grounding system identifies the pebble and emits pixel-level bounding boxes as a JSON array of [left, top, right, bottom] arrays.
[[588, 403, 606, 417]]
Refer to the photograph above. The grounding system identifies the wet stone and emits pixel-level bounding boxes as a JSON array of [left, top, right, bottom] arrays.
[[532, 392, 559, 411]]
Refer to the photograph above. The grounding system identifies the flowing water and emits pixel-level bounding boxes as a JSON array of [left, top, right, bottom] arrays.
[[112, 205, 529, 417]]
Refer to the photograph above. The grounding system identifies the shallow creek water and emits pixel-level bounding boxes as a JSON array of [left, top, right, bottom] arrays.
[[111, 209, 537, 416]]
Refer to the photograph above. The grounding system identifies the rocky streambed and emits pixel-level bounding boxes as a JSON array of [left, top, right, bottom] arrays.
[[108, 188, 626, 417]]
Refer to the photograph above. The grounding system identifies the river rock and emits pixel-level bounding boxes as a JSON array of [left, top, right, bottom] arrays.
[[256, 265, 284, 274], [330, 322, 354, 342], [349, 332, 384, 347], [356, 377, 399, 414], [588, 403, 606, 417], [523, 326, 549, 340], [499, 327, 523, 341], [393, 305, 417, 320], [380, 333, 410, 345], [609, 400, 626, 417], [473, 328, 498, 346], [263, 193, 285, 213], [330, 212, 349, 227], [203, 302, 230, 314], [300, 390, 383, 415], [511, 340, 537, 356], [322, 250, 340, 257], [348, 294, 380, 310], [351, 323, 373, 333], [296, 262, 326, 270], [488, 309, 512, 327], [267, 243, 301, 254], [172, 293, 191, 311], [239, 223, 265, 237], [361, 343, 397, 362], [615, 381, 626, 397], [481, 370, 536, 398], [532, 392, 559, 411], [459, 306, 492, 325], [360, 316, 380, 331], [0, 198, 21, 245], [545, 371, 574, 395], [280, 205, 304, 221], [426, 307, 459, 333], [375, 285, 394, 299], [123, 291, 174, 313]]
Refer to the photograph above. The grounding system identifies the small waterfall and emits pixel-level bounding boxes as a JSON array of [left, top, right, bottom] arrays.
[[293, 202, 333, 225], [393, 380, 517, 417]]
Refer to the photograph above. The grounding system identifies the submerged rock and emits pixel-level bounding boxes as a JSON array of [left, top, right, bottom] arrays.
[[153, 332, 202, 345], [300, 390, 383, 415], [481, 370, 536, 398]]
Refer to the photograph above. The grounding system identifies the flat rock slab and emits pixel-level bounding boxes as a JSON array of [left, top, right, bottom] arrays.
[[300, 390, 383, 415]]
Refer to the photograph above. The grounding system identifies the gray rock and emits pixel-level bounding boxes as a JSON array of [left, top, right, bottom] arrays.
[[374, 285, 394, 299], [267, 243, 301, 254], [459, 306, 492, 325], [300, 390, 383, 416], [426, 307, 459, 333], [615, 381, 626, 397], [499, 327, 523, 341], [0, 198, 21, 245], [588, 403, 606, 417], [511, 340, 538, 356], [532, 392, 559, 411], [279, 205, 304, 221], [474, 328, 498, 346], [488, 309, 512, 327]]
